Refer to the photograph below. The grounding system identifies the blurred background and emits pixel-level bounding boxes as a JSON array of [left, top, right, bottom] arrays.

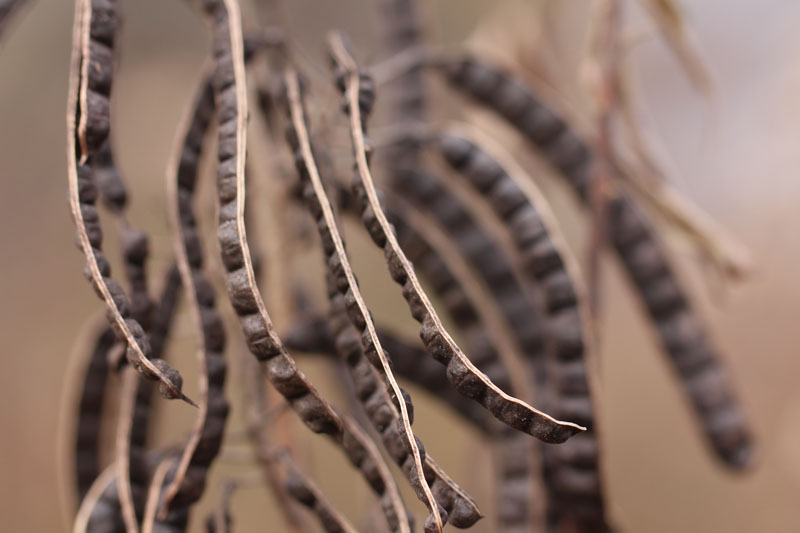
[[1, 0, 799, 531]]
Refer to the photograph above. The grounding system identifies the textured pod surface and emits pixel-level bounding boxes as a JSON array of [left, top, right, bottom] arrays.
[[66, 0, 188, 407], [435, 130, 608, 532], [205, 3, 423, 525], [328, 32, 584, 445], [151, 59, 230, 529], [383, 200, 543, 532], [326, 276, 481, 530], [439, 55, 753, 469], [282, 67, 430, 533]]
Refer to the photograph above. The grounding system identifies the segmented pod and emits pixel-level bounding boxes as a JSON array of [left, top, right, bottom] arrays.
[[328, 32, 584, 445], [434, 130, 608, 531], [438, 54, 753, 469]]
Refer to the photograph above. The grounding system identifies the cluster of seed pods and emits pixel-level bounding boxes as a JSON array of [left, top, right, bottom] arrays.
[[48, 0, 756, 531], [438, 54, 752, 469]]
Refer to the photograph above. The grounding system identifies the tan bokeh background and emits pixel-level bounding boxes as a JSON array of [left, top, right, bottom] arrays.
[[1, 0, 799, 531]]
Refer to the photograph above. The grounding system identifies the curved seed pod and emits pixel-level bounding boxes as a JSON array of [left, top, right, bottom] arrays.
[[607, 194, 752, 466], [203, 2, 422, 527], [93, 139, 158, 533], [66, 0, 189, 404], [327, 287, 482, 530], [436, 54, 753, 469], [287, 310, 540, 533], [150, 57, 232, 527], [381, 199, 543, 533], [434, 129, 607, 531], [75, 0, 117, 160], [327, 32, 583, 444], [388, 169, 547, 387], [72, 265, 181, 514], [387, 170, 563, 532], [85, 32, 156, 531], [281, 67, 434, 533]]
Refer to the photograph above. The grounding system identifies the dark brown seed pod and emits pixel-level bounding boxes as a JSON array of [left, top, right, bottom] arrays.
[[380, 196, 543, 532], [70, 263, 182, 532], [281, 67, 433, 533], [152, 57, 231, 525], [328, 31, 584, 444], [326, 277, 481, 531], [66, 0, 189, 405], [75, 0, 118, 161], [91, 132, 159, 532], [204, 3, 419, 528], [433, 128, 608, 531], [436, 54, 753, 469]]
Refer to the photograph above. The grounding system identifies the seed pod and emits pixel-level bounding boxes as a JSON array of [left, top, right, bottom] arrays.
[[151, 59, 231, 527], [204, 2, 420, 525], [281, 67, 428, 533], [434, 129, 608, 531], [0, 0, 28, 41], [437, 54, 753, 469], [382, 201, 544, 532], [326, 276, 481, 530], [66, 0, 188, 406], [328, 31, 583, 445]]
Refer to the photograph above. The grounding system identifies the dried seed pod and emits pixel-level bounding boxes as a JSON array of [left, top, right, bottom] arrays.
[[437, 54, 753, 469], [326, 278, 481, 530], [328, 32, 583, 444], [205, 2, 419, 526], [75, 0, 118, 160], [434, 129, 608, 531], [70, 263, 182, 531], [66, 0, 189, 405], [281, 67, 431, 533], [381, 197, 543, 532], [151, 59, 231, 526], [92, 135, 157, 528]]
